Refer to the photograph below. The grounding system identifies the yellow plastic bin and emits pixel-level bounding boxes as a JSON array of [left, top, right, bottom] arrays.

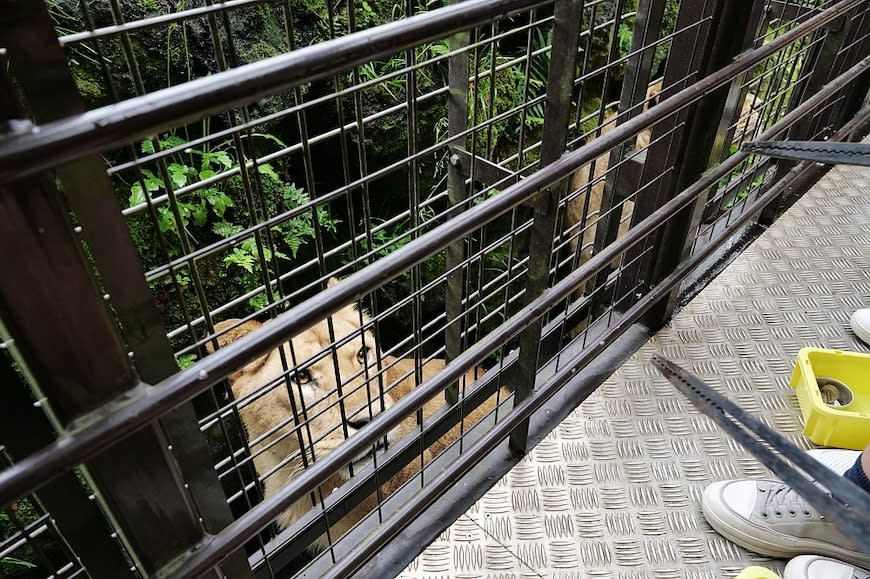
[[735, 566, 779, 579], [790, 347, 870, 450]]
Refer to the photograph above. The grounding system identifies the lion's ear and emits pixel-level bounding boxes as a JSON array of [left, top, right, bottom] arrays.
[[206, 319, 262, 354], [327, 276, 340, 288]]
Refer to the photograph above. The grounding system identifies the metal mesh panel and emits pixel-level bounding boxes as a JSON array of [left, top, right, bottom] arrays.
[[0, 0, 868, 577]]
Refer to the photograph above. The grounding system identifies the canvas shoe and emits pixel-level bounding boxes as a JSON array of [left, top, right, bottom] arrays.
[[784, 555, 870, 579], [702, 449, 870, 569], [851, 309, 870, 347]]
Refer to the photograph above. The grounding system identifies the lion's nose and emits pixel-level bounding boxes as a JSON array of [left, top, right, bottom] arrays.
[[347, 417, 371, 430]]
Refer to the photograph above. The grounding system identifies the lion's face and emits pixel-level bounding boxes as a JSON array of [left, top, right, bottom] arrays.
[[279, 305, 400, 466], [209, 294, 406, 481]]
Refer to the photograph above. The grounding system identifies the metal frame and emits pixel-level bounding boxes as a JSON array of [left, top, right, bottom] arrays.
[[0, 0, 868, 577]]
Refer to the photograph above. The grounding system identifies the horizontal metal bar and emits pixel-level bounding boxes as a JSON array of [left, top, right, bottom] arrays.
[[159, 60, 870, 579], [58, 0, 273, 46], [0, 2, 863, 515], [0, 0, 550, 182]]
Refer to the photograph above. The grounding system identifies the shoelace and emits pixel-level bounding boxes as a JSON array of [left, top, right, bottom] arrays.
[[759, 482, 815, 518]]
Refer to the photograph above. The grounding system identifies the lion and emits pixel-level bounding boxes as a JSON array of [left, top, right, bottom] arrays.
[[564, 80, 662, 282], [565, 80, 761, 297], [206, 278, 510, 551]]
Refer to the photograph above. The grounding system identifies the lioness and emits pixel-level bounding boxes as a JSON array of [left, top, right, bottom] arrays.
[[565, 80, 761, 287], [207, 279, 510, 550]]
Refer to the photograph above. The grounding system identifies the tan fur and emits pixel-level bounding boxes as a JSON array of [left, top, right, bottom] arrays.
[[564, 80, 760, 298], [564, 80, 661, 296], [733, 92, 761, 145], [207, 280, 508, 550]]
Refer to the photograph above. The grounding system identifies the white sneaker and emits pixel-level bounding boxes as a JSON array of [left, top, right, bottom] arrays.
[[806, 448, 862, 476], [784, 555, 870, 579], [702, 449, 870, 568], [850, 309, 870, 346]]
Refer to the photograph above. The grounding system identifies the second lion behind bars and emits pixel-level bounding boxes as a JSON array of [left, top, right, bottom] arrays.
[[206, 277, 510, 551]]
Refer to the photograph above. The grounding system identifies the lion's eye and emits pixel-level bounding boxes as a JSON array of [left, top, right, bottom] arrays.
[[292, 369, 311, 384], [357, 346, 369, 363]]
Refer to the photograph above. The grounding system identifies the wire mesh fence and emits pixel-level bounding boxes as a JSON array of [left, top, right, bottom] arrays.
[[0, 0, 868, 577]]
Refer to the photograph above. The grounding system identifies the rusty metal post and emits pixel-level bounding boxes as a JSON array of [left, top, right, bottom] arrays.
[[510, 0, 584, 454], [444, 0, 471, 405], [612, 0, 754, 327]]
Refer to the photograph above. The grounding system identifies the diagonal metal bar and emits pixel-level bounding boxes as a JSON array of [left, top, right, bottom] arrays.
[[0, 0, 550, 183], [744, 140, 870, 166], [444, 0, 471, 405], [0, 0, 863, 514], [651, 354, 870, 553]]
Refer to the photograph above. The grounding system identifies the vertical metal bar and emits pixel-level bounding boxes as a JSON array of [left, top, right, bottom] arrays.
[[833, 10, 870, 132], [509, 0, 584, 454], [0, 2, 240, 576], [640, 0, 757, 327], [611, 0, 748, 326], [586, 0, 666, 301], [0, 352, 135, 578], [444, 0, 470, 405]]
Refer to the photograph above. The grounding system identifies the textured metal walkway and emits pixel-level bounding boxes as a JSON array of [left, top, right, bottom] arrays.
[[400, 157, 870, 578]]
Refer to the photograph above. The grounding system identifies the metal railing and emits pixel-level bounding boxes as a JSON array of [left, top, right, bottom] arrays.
[[0, 0, 868, 577]]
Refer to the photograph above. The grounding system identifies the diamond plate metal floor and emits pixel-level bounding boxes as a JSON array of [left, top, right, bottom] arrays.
[[400, 159, 870, 579]]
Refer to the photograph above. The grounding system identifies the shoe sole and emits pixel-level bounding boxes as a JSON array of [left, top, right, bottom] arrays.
[[702, 484, 870, 568]]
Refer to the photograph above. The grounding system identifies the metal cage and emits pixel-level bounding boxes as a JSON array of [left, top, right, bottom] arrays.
[[0, 0, 868, 577]]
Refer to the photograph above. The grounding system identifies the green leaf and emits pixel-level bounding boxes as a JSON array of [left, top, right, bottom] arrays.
[[176, 202, 194, 227], [199, 168, 216, 181], [213, 221, 243, 237], [212, 151, 233, 168], [168, 163, 189, 189], [208, 191, 234, 216], [282, 182, 310, 209], [192, 200, 208, 227], [1, 556, 37, 569], [224, 248, 256, 273], [140, 140, 155, 155], [142, 169, 163, 192], [161, 135, 187, 150], [176, 353, 197, 369], [129, 183, 146, 207], [257, 163, 279, 181], [157, 207, 176, 233], [248, 293, 269, 311]]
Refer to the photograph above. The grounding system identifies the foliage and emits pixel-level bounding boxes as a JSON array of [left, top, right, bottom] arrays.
[[0, 501, 42, 578], [122, 134, 339, 335], [351, 39, 451, 99], [617, 0, 681, 74], [469, 27, 552, 161]]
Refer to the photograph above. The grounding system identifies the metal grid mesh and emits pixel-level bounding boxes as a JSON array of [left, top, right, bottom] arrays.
[[401, 134, 870, 579], [50, 2, 553, 570], [0, 0, 867, 577], [0, 343, 138, 579]]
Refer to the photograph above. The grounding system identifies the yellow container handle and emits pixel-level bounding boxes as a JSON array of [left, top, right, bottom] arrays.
[[735, 566, 780, 579]]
